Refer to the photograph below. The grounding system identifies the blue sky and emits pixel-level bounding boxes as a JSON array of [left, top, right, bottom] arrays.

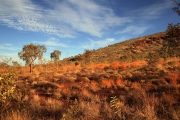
[[0, 0, 179, 65]]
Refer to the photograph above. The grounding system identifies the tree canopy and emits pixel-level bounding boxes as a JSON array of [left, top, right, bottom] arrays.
[[50, 50, 61, 61], [18, 43, 46, 72]]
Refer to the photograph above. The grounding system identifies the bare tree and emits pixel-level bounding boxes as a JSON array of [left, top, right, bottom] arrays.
[[18, 43, 46, 73], [0, 56, 12, 68], [50, 50, 61, 61]]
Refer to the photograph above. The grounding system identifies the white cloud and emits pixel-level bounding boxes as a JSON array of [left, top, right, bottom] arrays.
[[82, 38, 115, 49], [0, 44, 19, 50], [4, 44, 13, 46], [116, 25, 150, 35], [0, 0, 131, 38], [0, 0, 74, 38], [0, 52, 22, 65], [33, 38, 69, 48], [52, 0, 131, 37], [0, 0, 174, 39]]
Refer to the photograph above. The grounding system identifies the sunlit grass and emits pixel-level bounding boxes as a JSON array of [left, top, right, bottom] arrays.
[[0, 58, 180, 119]]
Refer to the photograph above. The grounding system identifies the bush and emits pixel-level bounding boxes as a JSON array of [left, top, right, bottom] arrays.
[[0, 72, 29, 116]]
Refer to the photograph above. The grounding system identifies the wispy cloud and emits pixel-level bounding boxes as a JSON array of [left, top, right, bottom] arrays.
[[0, 0, 75, 38], [0, 0, 174, 39], [82, 38, 115, 49], [0, 52, 21, 64], [0, 0, 131, 38], [115, 25, 150, 35], [140, 0, 173, 19], [128, 0, 173, 20], [33, 38, 69, 48], [115, 0, 173, 35], [0, 44, 19, 50]]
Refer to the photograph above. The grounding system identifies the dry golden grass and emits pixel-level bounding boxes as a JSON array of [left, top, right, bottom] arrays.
[[101, 79, 115, 88], [121, 62, 127, 69], [116, 79, 124, 88], [168, 71, 179, 85], [89, 81, 101, 92], [1, 58, 180, 120], [80, 89, 94, 100], [86, 63, 109, 70], [130, 60, 147, 67], [60, 85, 71, 97], [79, 99, 101, 119], [131, 82, 142, 90], [3, 111, 31, 120], [111, 61, 121, 69]]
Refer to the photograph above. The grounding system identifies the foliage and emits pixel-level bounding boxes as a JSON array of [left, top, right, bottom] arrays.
[[62, 99, 81, 120], [18, 43, 46, 72], [84, 49, 92, 64], [173, 0, 180, 15], [12, 60, 21, 67], [0, 56, 12, 68], [50, 50, 61, 61], [18, 43, 46, 64], [166, 23, 180, 41], [110, 96, 120, 114], [159, 0, 180, 58], [0, 72, 29, 115], [160, 23, 180, 58], [110, 96, 125, 119]]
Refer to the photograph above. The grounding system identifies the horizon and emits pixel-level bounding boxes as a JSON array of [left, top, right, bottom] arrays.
[[0, 0, 179, 65]]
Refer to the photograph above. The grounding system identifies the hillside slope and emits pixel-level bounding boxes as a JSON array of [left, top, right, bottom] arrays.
[[63, 32, 161, 64]]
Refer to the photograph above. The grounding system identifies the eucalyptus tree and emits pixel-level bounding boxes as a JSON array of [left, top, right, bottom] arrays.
[[18, 43, 47, 73], [50, 50, 61, 62]]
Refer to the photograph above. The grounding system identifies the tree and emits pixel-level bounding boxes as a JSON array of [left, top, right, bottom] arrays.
[[173, 0, 180, 15], [160, 1, 180, 58], [12, 61, 21, 67], [0, 56, 12, 68], [84, 49, 92, 64], [50, 50, 61, 61], [18, 43, 46, 73], [165, 23, 180, 57]]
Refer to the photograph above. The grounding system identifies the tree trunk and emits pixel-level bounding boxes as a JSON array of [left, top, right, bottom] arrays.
[[29, 63, 32, 73]]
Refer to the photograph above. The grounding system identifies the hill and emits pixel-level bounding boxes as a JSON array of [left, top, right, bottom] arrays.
[[64, 30, 180, 65], [64, 32, 166, 63]]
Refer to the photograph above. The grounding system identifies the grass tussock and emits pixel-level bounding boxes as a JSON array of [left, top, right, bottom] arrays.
[[1, 59, 180, 120]]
